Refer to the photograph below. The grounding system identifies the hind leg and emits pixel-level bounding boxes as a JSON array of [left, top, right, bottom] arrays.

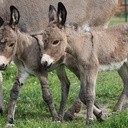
[[0, 72, 4, 115], [64, 97, 81, 121], [114, 64, 128, 112], [64, 54, 104, 121], [64, 96, 104, 121]]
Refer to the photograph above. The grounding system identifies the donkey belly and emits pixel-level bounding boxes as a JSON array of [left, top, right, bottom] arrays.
[[99, 59, 127, 72]]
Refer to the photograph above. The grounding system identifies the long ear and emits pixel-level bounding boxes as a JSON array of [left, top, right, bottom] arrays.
[[0, 17, 4, 27], [57, 2, 67, 27], [49, 5, 57, 23], [9, 5, 20, 27]]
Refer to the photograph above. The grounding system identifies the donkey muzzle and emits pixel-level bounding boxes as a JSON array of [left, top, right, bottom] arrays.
[[41, 54, 54, 70]]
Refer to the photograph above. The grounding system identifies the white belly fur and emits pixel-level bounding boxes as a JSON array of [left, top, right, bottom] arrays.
[[99, 59, 127, 72]]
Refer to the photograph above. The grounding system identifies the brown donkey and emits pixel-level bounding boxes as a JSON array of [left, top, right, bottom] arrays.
[[0, 0, 118, 117], [41, 2, 128, 124], [0, 6, 104, 125]]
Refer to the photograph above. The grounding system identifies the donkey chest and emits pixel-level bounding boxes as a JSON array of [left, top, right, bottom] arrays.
[[16, 55, 40, 75], [24, 65, 36, 75], [19, 60, 37, 75]]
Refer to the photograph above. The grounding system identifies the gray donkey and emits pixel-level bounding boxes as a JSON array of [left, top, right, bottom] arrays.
[[0, 0, 118, 33], [0, 0, 118, 120], [41, 2, 128, 124], [0, 6, 105, 125]]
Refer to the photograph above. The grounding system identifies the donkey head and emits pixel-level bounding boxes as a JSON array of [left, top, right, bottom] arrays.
[[0, 5, 20, 70], [41, 2, 68, 70]]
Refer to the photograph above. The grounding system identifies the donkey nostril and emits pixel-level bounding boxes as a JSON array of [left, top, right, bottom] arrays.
[[1, 64, 5, 67], [42, 61, 52, 69], [0, 63, 7, 70], [43, 61, 48, 68]]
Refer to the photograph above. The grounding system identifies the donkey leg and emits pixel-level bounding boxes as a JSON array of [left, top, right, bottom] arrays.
[[64, 55, 82, 121], [64, 97, 81, 121], [56, 65, 70, 120], [79, 67, 98, 124], [7, 71, 29, 125], [64, 90, 103, 121], [64, 95, 104, 122], [64, 55, 103, 121], [0, 72, 4, 115], [93, 103, 105, 121], [114, 64, 128, 112], [79, 82, 94, 124], [39, 71, 59, 121]]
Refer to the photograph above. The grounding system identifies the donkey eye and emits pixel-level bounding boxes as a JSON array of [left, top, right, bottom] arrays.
[[53, 40, 60, 45], [44, 39, 47, 43], [9, 43, 14, 47]]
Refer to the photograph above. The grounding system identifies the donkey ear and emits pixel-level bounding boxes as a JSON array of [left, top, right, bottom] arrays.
[[57, 2, 67, 27], [0, 17, 4, 27], [9, 5, 20, 26], [49, 5, 57, 23]]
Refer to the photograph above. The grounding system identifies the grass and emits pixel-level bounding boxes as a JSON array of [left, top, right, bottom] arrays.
[[0, 16, 128, 128], [109, 15, 125, 26]]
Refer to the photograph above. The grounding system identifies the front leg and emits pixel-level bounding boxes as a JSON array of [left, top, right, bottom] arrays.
[[39, 71, 59, 121], [7, 71, 29, 125], [56, 65, 70, 120], [0, 72, 4, 115], [79, 67, 98, 124]]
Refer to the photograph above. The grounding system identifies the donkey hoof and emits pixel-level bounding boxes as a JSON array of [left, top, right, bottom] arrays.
[[6, 123, 15, 128], [86, 118, 94, 125], [0, 107, 4, 115], [96, 111, 105, 122], [7, 118, 14, 125], [113, 107, 121, 113], [52, 115, 61, 122], [63, 112, 74, 121], [57, 114, 63, 121]]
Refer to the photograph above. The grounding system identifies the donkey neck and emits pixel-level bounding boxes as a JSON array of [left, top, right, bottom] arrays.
[[65, 26, 93, 60], [16, 30, 40, 60], [16, 30, 33, 54]]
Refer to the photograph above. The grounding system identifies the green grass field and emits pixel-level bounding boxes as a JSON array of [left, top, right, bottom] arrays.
[[0, 16, 128, 128]]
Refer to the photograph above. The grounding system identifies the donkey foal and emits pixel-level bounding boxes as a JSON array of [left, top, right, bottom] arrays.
[[41, 2, 128, 124], [0, 6, 64, 125]]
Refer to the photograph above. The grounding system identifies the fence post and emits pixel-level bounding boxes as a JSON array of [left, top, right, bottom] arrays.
[[125, 0, 127, 22]]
